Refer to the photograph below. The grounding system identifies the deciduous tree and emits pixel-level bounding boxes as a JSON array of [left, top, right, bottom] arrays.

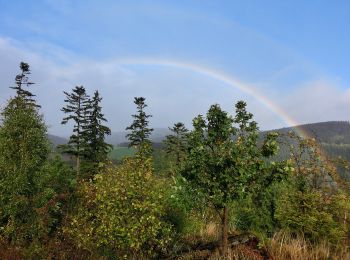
[[0, 62, 50, 243], [182, 101, 279, 257]]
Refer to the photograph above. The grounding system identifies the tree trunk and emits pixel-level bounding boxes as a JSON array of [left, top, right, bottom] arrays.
[[221, 206, 228, 258], [76, 155, 80, 176]]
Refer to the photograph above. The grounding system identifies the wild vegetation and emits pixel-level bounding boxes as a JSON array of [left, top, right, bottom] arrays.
[[0, 63, 349, 259]]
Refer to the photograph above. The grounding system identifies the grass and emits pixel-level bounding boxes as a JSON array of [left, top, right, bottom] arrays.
[[266, 231, 350, 260], [108, 146, 136, 161]]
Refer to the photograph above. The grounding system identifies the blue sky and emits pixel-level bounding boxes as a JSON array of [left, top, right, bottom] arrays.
[[0, 0, 349, 135]]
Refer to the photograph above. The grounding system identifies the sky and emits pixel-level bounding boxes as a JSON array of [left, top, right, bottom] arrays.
[[0, 0, 350, 136]]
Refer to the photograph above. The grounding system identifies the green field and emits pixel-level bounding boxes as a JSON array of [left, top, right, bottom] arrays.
[[108, 146, 136, 161]]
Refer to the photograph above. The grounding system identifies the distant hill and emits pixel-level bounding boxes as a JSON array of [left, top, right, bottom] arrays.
[[267, 121, 350, 145], [105, 128, 171, 146], [48, 121, 350, 179], [48, 128, 171, 147], [49, 121, 350, 149], [47, 134, 68, 147]]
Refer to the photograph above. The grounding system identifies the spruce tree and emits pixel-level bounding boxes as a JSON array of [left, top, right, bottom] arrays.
[[164, 122, 188, 167], [61, 86, 89, 175], [84, 90, 112, 170], [126, 97, 153, 155]]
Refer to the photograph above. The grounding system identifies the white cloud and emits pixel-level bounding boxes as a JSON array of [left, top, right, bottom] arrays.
[[280, 80, 350, 124]]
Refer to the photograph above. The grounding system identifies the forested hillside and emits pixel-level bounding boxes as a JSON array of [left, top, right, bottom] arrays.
[[274, 121, 350, 144]]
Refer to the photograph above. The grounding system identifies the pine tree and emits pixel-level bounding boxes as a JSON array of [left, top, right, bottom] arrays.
[[61, 86, 89, 175], [164, 122, 188, 167], [0, 63, 50, 242], [126, 97, 153, 155], [84, 90, 112, 170]]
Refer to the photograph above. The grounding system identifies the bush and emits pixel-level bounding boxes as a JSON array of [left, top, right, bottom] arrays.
[[275, 180, 347, 244], [66, 156, 173, 258]]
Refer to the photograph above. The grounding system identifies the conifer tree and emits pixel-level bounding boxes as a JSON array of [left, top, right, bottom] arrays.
[[164, 122, 188, 166], [61, 86, 89, 175], [84, 90, 112, 168], [10, 62, 37, 106], [126, 97, 153, 155]]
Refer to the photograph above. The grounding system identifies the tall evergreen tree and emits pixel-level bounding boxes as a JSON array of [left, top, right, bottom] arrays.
[[0, 63, 50, 242], [10, 62, 37, 106], [84, 90, 112, 168], [126, 97, 153, 155], [164, 122, 188, 167], [61, 86, 89, 175]]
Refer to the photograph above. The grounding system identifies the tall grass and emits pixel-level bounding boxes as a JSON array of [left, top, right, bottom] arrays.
[[266, 231, 350, 260]]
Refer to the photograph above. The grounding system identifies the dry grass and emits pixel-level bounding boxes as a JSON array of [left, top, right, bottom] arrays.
[[178, 222, 266, 259], [266, 231, 350, 260], [178, 226, 350, 260], [209, 245, 265, 260], [0, 238, 23, 260], [199, 222, 220, 241]]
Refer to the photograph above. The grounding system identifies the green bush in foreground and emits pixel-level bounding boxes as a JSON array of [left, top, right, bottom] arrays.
[[276, 179, 349, 245], [66, 155, 173, 258]]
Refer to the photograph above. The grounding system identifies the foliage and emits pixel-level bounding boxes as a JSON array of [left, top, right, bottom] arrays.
[[35, 156, 77, 232], [153, 148, 173, 176], [268, 132, 350, 244], [275, 178, 349, 244], [61, 85, 90, 175], [82, 90, 112, 177], [0, 63, 50, 243], [164, 122, 189, 167], [108, 146, 136, 161], [164, 174, 209, 235], [126, 97, 153, 157], [285, 132, 339, 190], [66, 156, 173, 258], [83, 91, 112, 162], [181, 101, 280, 256], [10, 62, 37, 106]]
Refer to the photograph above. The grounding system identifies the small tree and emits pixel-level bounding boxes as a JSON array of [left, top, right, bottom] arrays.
[[83, 90, 112, 174], [61, 86, 89, 175], [0, 63, 50, 242], [275, 132, 349, 244], [182, 101, 279, 256], [126, 97, 153, 157], [66, 155, 172, 258], [164, 122, 188, 167]]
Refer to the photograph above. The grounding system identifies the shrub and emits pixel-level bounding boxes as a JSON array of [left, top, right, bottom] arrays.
[[275, 181, 347, 244], [66, 156, 173, 258]]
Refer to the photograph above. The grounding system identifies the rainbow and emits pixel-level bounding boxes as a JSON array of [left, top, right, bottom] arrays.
[[117, 57, 310, 138], [117, 58, 336, 167]]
